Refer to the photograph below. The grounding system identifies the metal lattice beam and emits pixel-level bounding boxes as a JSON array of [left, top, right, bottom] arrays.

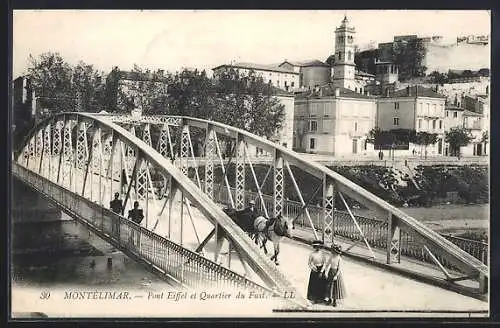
[[204, 127, 216, 199], [273, 149, 284, 217], [323, 175, 335, 245], [235, 135, 245, 210]]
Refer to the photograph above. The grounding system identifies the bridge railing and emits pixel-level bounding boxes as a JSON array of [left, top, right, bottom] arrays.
[[215, 186, 488, 268], [13, 163, 279, 294]]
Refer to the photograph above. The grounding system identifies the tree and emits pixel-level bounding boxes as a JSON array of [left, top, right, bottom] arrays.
[[212, 68, 285, 140], [392, 38, 427, 81], [27, 53, 106, 113], [428, 70, 448, 85], [445, 127, 473, 158], [27, 52, 74, 112], [114, 65, 172, 114], [72, 61, 106, 112], [413, 132, 438, 159], [325, 54, 336, 67], [480, 130, 488, 155], [367, 127, 396, 150]]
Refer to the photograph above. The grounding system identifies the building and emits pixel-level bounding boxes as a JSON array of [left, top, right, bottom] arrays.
[[212, 63, 299, 92], [106, 68, 170, 112], [377, 85, 446, 156], [294, 84, 377, 155], [278, 60, 331, 89], [444, 106, 486, 156], [332, 16, 357, 90]]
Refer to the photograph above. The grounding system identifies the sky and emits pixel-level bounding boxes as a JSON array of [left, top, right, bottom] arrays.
[[12, 10, 490, 78]]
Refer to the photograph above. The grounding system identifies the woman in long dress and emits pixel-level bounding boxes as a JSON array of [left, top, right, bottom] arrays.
[[307, 240, 328, 304], [323, 244, 347, 307]]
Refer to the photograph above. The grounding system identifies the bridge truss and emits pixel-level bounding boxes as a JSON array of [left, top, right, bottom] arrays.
[[14, 113, 488, 302]]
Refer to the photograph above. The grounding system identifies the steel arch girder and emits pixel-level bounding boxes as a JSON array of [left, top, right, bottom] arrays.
[[15, 113, 489, 289], [15, 112, 302, 299]]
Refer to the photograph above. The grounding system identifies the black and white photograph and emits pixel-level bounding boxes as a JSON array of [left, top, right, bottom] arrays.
[[10, 9, 490, 318]]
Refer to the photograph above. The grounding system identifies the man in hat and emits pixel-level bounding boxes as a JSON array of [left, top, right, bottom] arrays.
[[245, 200, 260, 221]]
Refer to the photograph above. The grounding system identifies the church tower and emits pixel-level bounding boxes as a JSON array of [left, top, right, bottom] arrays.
[[333, 16, 356, 90]]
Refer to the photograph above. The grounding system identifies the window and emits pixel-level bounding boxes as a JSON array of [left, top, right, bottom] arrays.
[[310, 138, 316, 149], [338, 52, 342, 60], [348, 51, 352, 60], [354, 122, 358, 131], [394, 102, 400, 110], [291, 81, 294, 87], [355, 87, 358, 93], [432, 120, 436, 129], [418, 119, 422, 129], [439, 120, 442, 129], [393, 117, 399, 126], [268, 80, 272, 84], [276, 80, 279, 86], [309, 120, 318, 132], [453, 111, 458, 118], [446, 111, 449, 117]]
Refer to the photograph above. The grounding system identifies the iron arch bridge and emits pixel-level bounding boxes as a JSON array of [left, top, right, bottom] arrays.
[[13, 112, 488, 308]]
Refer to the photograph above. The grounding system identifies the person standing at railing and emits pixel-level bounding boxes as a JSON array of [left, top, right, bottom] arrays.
[[109, 192, 123, 244], [128, 201, 144, 247]]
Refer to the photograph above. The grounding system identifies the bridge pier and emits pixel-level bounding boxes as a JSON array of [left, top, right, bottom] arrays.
[[12, 177, 63, 224]]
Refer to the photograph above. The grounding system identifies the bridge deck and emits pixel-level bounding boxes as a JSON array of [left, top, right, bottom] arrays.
[[149, 204, 487, 312], [13, 158, 488, 316]]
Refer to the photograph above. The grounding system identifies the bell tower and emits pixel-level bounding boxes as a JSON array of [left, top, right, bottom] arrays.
[[333, 16, 356, 90]]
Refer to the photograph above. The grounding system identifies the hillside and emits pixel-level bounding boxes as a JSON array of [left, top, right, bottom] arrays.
[[425, 42, 490, 73]]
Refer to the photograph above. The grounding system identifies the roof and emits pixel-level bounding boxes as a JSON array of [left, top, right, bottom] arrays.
[[389, 85, 446, 99], [355, 70, 376, 78], [445, 106, 465, 111], [462, 110, 482, 117], [268, 85, 294, 97], [117, 70, 170, 83], [281, 59, 330, 68], [212, 63, 298, 74], [295, 84, 376, 100]]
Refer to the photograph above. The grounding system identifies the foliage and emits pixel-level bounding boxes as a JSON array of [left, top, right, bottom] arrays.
[[392, 38, 427, 81], [445, 127, 474, 157], [354, 49, 378, 75], [428, 70, 448, 85], [413, 165, 489, 205], [368, 128, 417, 150], [325, 54, 335, 67], [27, 52, 106, 113], [413, 131, 438, 158]]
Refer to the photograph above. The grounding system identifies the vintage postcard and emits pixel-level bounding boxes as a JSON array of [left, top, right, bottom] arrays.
[[10, 9, 490, 319]]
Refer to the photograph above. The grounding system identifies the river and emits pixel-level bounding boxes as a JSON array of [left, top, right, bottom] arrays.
[[11, 212, 176, 290]]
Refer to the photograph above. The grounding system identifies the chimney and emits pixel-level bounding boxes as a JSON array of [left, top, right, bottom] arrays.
[[335, 88, 340, 97]]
